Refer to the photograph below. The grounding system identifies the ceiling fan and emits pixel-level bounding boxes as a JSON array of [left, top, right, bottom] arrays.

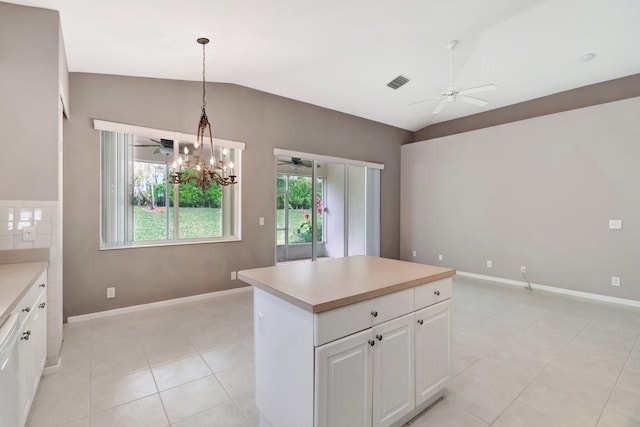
[[134, 138, 194, 156], [277, 157, 319, 169], [412, 40, 497, 115]]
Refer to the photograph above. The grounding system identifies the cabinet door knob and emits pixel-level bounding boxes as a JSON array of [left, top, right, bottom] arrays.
[[417, 319, 424, 325], [376, 334, 383, 341], [368, 340, 375, 347], [39, 302, 46, 309], [434, 290, 440, 296], [371, 311, 378, 318], [22, 306, 31, 313], [21, 330, 31, 341], [39, 283, 46, 288]]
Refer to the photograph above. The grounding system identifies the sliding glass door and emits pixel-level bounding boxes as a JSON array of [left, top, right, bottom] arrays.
[[275, 151, 381, 263]]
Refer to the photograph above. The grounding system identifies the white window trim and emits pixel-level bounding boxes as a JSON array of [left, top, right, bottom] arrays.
[[94, 120, 246, 150], [273, 148, 384, 170], [96, 119, 244, 250]]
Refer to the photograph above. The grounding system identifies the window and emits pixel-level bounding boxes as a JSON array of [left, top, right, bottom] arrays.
[[96, 120, 244, 249]]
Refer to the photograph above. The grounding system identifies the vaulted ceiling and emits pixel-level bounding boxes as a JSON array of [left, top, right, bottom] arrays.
[[7, 0, 640, 131]]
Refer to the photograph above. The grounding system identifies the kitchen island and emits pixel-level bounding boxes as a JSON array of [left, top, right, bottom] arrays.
[[239, 256, 456, 427]]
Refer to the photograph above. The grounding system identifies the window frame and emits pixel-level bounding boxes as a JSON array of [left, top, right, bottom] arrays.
[[95, 120, 245, 250]]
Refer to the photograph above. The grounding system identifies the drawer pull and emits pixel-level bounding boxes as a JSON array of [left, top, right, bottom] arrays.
[[21, 330, 31, 341], [39, 283, 46, 288], [368, 340, 375, 347], [371, 311, 378, 318], [22, 307, 31, 313], [376, 334, 383, 341], [434, 290, 441, 296], [417, 319, 424, 325], [39, 302, 46, 309]]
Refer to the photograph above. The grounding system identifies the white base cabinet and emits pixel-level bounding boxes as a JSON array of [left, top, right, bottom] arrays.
[[371, 313, 415, 427], [254, 277, 452, 427], [315, 328, 373, 427], [415, 301, 451, 407], [13, 269, 47, 427]]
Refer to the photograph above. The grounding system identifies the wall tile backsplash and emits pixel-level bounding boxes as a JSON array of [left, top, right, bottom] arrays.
[[0, 200, 62, 367]]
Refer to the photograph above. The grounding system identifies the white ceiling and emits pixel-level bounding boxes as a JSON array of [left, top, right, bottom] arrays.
[[7, 0, 640, 131]]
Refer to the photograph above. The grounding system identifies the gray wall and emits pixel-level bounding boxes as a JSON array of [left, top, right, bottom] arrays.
[[0, 2, 60, 200], [64, 73, 411, 318], [401, 96, 640, 301]]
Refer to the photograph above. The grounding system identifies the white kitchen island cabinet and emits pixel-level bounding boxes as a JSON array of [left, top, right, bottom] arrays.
[[239, 256, 455, 427]]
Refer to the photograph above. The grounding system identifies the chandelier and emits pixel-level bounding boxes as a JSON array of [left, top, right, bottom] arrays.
[[171, 37, 237, 192]]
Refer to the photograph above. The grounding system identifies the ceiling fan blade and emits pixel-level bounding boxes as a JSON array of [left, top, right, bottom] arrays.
[[458, 84, 497, 95], [459, 95, 488, 106], [134, 144, 162, 147], [408, 97, 438, 106], [432, 99, 448, 114]]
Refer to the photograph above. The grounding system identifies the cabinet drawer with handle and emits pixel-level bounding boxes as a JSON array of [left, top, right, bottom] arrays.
[[13, 270, 47, 327], [414, 278, 452, 310], [314, 288, 413, 346]]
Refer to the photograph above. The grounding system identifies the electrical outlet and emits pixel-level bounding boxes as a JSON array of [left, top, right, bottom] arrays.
[[438, 254, 443, 261], [521, 266, 527, 274], [259, 217, 265, 226], [22, 227, 35, 242], [257, 313, 265, 336], [231, 271, 237, 280], [412, 250, 417, 257], [106, 287, 115, 298], [611, 276, 621, 287], [486, 260, 492, 268]]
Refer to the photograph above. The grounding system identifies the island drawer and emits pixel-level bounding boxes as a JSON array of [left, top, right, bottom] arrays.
[[314, 287, 413, 346], [414, 277, 452, 310]]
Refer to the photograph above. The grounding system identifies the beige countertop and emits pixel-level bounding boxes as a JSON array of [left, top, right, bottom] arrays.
[[238, 256, 455, 313], [0, 262, 48, 327]]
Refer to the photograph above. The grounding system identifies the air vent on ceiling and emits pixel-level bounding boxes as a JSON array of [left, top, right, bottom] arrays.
[[387, 75, 410, 90]]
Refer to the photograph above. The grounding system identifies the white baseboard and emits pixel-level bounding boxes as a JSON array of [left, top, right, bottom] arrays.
[[43, 358, 61, 375], [67, 286, 253, 323], [457, 271, 640, 308]]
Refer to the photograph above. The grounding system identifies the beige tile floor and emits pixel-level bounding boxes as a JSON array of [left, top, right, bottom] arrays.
[[27, 276, 640, 427]]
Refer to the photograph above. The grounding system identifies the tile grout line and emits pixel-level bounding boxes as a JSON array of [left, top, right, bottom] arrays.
[[593, 329, 640, 426], [486, 309, 599, 425], [141, 338, 172, 427]]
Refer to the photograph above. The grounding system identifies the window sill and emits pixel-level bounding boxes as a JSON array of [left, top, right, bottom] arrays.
[[100, 236, 241, 251]]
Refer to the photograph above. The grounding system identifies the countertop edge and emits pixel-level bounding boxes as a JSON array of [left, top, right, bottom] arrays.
[[311, 269, 456, 313], [238, 265, 456, 314], [0, 261, 48, 328]]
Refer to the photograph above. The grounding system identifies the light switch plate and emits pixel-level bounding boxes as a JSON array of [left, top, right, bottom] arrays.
[[611, 276, 621, 287], [609, 219, 622, 229]]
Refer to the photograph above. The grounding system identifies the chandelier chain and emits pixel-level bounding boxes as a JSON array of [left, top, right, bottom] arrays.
[[202, 42, 207, 109]]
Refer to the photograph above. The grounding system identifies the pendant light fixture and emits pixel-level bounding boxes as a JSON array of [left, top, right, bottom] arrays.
[[171, 37, 237, 191]]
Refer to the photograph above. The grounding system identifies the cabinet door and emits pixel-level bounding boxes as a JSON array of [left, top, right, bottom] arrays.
[[18, 310, 36, 425], [415, 300, 451, 406], [315, 328, 373, 427], [372, 313, 415, 427], [33, 290, 47, 375]]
